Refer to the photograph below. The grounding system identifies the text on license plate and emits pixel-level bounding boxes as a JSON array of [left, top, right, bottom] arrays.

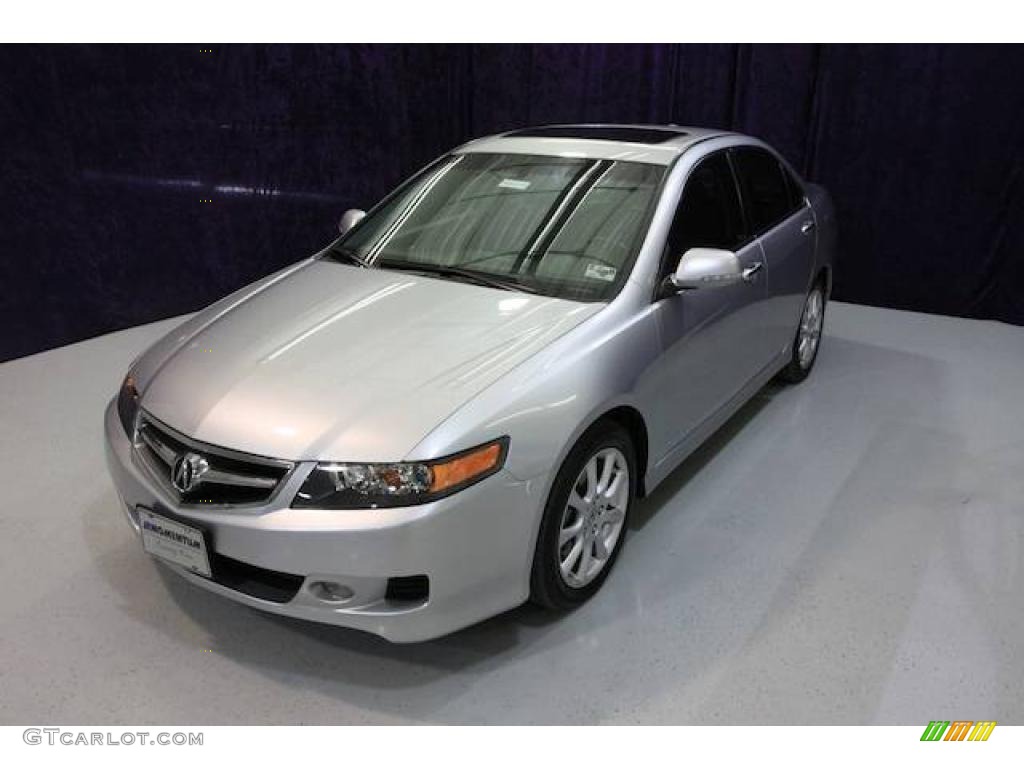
[[137, 508, 212, 578]]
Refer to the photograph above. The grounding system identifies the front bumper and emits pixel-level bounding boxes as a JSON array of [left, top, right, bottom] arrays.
[[104, 399, 548, 642]]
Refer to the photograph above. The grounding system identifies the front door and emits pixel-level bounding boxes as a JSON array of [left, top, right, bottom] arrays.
[[645, 151, 772, 469]]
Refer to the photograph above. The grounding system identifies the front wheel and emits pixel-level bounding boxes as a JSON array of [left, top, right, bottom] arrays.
[[778, 281, 826, 384], [529, 422, 636, 610]]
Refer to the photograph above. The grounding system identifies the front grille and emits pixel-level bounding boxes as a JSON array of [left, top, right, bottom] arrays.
[[134, 412, 293, 506]]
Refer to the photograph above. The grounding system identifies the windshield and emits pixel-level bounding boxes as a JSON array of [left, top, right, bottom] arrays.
[[333, 153, 666, 302]]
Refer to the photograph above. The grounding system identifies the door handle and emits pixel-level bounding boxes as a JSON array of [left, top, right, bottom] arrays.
[[741, 262, 763, 282], [801, 220, 816, 235]]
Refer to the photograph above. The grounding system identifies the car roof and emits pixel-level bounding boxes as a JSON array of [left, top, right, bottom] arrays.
[[454, 124, 737, 166]]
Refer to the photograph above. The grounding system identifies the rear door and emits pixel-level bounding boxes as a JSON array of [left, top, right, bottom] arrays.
[[731, 147, 816, 358]]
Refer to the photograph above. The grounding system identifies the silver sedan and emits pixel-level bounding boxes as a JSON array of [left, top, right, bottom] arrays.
[[105, 124, 836, 642]]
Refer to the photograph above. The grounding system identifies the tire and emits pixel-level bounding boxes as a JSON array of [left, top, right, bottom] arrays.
[[529, 421, 637, 610], [777, 279, 827, 384]]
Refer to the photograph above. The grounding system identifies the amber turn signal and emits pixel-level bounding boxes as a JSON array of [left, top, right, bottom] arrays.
[[429, 441, 505, 493]]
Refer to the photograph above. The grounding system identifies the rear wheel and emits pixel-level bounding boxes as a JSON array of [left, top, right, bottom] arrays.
[[778, 281, 826, 384], [530, 422, 636, 609]]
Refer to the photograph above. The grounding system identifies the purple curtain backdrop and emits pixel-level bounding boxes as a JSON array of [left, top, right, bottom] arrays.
[[1, 44, 1022, 361]]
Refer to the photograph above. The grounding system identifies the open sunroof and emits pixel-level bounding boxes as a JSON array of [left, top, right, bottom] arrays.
[[505, 125, 687, 144]]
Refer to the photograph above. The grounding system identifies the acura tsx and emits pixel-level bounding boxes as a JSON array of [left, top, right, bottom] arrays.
[[105, 124, 836, 642]]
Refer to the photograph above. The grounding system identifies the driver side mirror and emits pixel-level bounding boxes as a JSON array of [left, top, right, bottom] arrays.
[[338, 208, 366, 236], [661, 247, 743, 295]]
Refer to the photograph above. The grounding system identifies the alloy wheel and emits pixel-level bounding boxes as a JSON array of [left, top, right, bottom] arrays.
[[556, 447, 629, 588], [797, 287, 824, 369]]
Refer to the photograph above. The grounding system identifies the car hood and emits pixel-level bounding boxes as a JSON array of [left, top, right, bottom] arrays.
[[141, 260, 602, 461]]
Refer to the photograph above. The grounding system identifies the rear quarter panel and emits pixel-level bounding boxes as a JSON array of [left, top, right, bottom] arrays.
[[806, 182, 838, 295]]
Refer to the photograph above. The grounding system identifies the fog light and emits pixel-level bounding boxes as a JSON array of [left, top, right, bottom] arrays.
[[308, 580, 354, 603]]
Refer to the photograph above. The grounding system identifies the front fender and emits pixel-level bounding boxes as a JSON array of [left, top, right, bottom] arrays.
[[405, 288, 661, 487]]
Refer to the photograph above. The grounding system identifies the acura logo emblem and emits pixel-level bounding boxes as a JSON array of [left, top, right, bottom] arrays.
[[171, 452, 209, 493]]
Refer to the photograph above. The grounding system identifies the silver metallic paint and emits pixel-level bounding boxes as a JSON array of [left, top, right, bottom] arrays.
[[669, 247, 747, 289], [337, 208, 366, 235], [140, 262, 602, 463], [105, 126, 835, 641]]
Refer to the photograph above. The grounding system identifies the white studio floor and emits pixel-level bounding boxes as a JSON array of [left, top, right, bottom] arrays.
[[1, 301, 1022, 725]]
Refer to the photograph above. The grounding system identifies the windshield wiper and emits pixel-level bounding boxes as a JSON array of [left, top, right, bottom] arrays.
[[325, 245, 370, 268], [378, 259, 538, 294]]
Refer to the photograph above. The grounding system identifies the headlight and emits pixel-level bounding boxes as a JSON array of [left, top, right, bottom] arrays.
[[292, 437, 509, 509], [116, 373, 140, 436]]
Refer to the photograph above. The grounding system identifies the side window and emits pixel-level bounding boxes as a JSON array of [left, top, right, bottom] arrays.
[[782, 163, 806, 210], [733, 147, 796, 233], [667, 153, 746, 267]]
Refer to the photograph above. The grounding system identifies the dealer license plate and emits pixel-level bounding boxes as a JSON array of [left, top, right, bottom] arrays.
[[137, 508, 212, 578]]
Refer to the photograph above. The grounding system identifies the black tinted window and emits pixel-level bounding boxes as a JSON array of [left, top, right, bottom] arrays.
[[669, 153, 745, 258], [782, 164, 806, 209], [734, 147, 795, 233]]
